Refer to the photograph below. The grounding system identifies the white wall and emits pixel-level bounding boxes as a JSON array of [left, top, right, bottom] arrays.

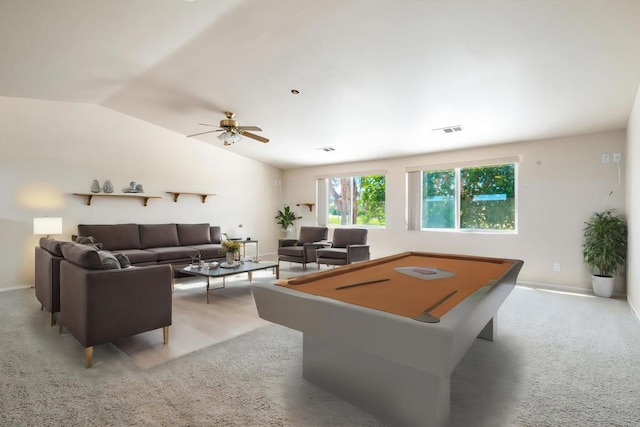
[[283, 130, 626, 293], [0, 96, 283, 289], [626, 86, 640, 317]]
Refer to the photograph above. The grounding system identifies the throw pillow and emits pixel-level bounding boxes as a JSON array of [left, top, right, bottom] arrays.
[[75, 235, 104, 250], [114, 253, 131, 268], [98, 250, 121, 270]]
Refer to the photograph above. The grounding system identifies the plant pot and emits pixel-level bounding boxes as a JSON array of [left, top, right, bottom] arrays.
[[591, 275, 614, 298], [226, 252, 234, 265]]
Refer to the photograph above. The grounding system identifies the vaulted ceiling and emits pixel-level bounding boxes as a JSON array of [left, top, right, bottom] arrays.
[[2, 0, 640, 169]]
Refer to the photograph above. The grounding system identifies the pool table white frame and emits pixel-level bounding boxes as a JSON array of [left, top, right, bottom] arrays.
[[252, 254, 523, 427]]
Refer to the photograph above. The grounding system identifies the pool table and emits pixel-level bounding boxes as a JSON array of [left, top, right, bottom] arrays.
[[252, 252, 523, 427]]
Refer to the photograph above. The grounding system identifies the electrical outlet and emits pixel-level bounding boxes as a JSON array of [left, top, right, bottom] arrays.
[[613, 152, 622, 163], [602, 153, 610, 163], [553, 262, 561, 272]]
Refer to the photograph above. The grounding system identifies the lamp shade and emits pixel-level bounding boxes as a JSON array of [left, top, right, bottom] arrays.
[[33, 217, 63, 236]]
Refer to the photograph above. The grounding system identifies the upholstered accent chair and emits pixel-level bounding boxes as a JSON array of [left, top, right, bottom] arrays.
[[316, 228, 370, 268], [277, 226, 328, 271]]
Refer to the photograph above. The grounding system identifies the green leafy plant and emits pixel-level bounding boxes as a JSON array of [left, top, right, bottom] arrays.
[[275, 205, 301, 230], [582, 209, 627, 277]]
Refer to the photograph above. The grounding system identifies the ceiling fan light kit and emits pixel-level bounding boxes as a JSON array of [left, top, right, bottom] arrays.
[[187, 111, 269, 145]]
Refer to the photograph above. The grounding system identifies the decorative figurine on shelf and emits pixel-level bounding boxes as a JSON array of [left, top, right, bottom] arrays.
[[103, 180, 114, 193], [90, 179, 101, 193], [123, 181, 143, 193]]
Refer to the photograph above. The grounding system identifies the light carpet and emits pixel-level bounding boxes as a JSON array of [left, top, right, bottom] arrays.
[[2, 283, 640, 426]]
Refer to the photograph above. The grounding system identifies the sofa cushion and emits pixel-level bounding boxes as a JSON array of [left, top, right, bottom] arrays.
[[331, 228, 368, 248], [60, 242, 104, 270], [40, 238, 64, 257], [177, 223, 211, 246], [113, 249, 158, 265], [139, 224, 179, 249], [316, 247, 348, 259], [145, 246, 199, 262], [297, 227, 328, 245], [210, 226, 222, 244], [78, 224, 141, 251], [188, 244, 224, 259]]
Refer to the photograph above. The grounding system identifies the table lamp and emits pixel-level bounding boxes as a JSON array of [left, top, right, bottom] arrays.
[[33, 217, 63, 238]]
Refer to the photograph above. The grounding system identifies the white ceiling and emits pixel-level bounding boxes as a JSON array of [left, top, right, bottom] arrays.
[[2, 0, 640, 169]]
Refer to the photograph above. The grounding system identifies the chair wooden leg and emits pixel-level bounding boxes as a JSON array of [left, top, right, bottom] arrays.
[[50, 312, 55, 327], [85, 347, 93, 369], [163, 326, 169, 345]]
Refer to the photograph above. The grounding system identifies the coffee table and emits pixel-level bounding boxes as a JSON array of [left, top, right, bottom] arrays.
[[182, 261, 279, 304]]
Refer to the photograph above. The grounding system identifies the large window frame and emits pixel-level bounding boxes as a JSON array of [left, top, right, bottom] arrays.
[[316, 171, 386, 229], [407, 158, 518, 233]]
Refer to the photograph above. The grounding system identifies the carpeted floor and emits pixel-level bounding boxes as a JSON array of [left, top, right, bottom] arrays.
[[1, 283, 640, 426]]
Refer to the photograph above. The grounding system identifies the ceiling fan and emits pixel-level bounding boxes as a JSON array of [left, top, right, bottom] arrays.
[[187, 111, 269, 145]]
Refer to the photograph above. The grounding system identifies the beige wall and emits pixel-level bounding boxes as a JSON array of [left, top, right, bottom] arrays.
[[0, 96, 283, 289], [0, 94, 630, 296], [283, 130, 626, 293], [626, 86, 640, 318]]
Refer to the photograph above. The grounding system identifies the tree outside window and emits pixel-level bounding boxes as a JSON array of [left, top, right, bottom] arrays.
[[328, 174, 385, 226], [421, 163, 516, 231]]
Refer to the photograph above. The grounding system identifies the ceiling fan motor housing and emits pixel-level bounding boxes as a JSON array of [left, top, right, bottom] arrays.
[[220, 118, 239, 129]]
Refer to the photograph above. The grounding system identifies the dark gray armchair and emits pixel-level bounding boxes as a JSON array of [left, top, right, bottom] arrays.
[[316, 228, 370, 268], [277, 226, 328, 271]]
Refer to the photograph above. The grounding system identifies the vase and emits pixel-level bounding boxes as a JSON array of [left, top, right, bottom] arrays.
[[90, 179, 101, 193], [226, 252, 234, 265], [103, 179, 114, 193]]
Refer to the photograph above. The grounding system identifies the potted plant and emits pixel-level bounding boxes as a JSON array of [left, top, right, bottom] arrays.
[[275, 205, 302, 235], [220, 239, 241, 264], [582, 209, 627, 297]]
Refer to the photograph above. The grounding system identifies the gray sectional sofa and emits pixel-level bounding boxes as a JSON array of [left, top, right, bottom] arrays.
[[34, 223, 226, 367], [76, 223, 226, 267]]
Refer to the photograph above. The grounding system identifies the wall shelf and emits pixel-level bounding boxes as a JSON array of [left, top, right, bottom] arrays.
[[73, 192, 162, 207], [166, 192, 216, 203], [296, 203, 315, 212]]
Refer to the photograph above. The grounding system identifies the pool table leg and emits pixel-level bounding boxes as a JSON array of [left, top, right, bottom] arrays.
[[302, 334, 450, 427], [477, 317, 496, 341]]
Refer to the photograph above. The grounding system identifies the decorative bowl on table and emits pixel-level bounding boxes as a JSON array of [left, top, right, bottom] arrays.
[[209, 262, 219, 269], [220, 261, 240, 268]]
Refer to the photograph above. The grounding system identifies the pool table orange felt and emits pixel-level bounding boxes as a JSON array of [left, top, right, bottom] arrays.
[[277, 252, 518, 319]]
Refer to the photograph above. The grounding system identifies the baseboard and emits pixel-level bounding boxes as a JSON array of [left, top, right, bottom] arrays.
[[516, 280, 596, 296], [0, 285, 32, 292], [628, 297, 640, 324]]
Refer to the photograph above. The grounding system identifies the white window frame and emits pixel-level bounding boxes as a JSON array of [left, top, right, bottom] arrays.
[[406, 158, 518, 234], [316, 170, 387, 229]]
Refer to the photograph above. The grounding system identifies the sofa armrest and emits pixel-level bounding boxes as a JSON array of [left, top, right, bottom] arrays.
[[278, 239, 298, 248], [346, 245, 370, 263], [60, 261, 172, 348], [302, 242, 330, 262]]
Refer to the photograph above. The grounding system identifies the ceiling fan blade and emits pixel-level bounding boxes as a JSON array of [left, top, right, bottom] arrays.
[[238, 126, 262, 132], [241, 131, 269, 143], [186, 129, 221, 138], [198, 123, 220, 127]]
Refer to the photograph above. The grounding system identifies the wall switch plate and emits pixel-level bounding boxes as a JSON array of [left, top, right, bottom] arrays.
[[553, 262, 561, 272], [602, 153, 610, 163], [613, 152, 621, 163]]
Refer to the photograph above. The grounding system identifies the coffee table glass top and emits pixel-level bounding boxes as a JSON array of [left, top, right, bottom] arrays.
[[182, 261, 278, 278]]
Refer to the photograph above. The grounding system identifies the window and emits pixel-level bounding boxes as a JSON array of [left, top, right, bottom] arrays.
[[317, 173, 386, 227], [409, 161, 517, 232]]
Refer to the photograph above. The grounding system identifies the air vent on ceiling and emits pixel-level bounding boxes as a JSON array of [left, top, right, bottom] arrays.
[[316, 146, 336, 152], [433, 125, 463, 134]]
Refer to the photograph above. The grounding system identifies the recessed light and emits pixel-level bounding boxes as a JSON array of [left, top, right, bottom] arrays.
[[291, 89, 300, 95], [316, 146, 335, 152]]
